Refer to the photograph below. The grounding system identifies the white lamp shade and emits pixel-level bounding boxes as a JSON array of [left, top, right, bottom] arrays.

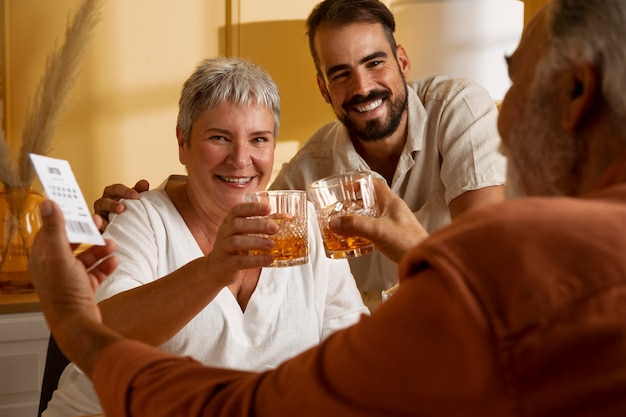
[[390, 0, 524, 101]]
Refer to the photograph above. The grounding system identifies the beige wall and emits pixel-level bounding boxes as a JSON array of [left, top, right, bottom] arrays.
[[523, 0, 549, 24]]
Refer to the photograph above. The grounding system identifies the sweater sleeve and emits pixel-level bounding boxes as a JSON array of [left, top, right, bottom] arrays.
[[93, 340, 262, 417], [92, 261, 510, 417]]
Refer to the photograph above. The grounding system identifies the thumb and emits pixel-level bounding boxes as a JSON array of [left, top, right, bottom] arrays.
[[37, 200, 70, 255], [29, 200, 70, 290]]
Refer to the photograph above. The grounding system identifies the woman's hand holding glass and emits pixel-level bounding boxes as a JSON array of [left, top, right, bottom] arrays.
[[203, 200, 279, 287]]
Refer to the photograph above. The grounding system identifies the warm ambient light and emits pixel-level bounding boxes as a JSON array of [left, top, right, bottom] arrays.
[[390, 0, 524, 101]]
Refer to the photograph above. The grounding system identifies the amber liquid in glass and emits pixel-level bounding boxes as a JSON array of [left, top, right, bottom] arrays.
[[317, 200, 376, 259], [320, 228, 374, 258], [250, 215, 308, 267]]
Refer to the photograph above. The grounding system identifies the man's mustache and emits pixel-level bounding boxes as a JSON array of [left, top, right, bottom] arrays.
[[343, 90, 391, 109]]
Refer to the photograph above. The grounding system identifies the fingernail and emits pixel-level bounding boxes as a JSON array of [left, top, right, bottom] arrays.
[[39, 200, 53, 217], [329, 217, 341, 229]]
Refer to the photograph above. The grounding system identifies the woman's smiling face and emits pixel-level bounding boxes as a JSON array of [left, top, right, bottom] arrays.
[[178, 100, 275, 212]]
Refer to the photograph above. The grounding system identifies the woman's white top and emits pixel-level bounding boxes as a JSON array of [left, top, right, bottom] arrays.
[[43, 177, 368, 417]]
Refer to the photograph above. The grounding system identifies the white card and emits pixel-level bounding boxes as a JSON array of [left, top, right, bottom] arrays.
[[30, 153, 105, 246]]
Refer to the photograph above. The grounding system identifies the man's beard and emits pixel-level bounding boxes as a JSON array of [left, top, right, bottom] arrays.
[[336, 84, 408, 142], [503, 85, 583, 199]]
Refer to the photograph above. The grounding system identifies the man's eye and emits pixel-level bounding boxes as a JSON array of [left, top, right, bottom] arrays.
[[331, 72, 349, 82]]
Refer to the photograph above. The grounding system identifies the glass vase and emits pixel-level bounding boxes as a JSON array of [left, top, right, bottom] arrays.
[[0, 186, 45, 293]]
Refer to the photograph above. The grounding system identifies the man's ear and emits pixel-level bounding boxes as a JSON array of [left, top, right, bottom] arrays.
[[317, 75, 331, 103], [395, 44, 411, 79], [562, 61, 598, 131], [176, 126, 186, 164]]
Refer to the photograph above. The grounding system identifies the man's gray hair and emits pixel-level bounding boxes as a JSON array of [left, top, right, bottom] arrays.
[[177, 57, 281, 144], [541, 0, 626, 122]]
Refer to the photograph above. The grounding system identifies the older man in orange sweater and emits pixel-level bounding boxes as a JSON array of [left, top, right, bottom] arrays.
[[29, 0, 626, 415]]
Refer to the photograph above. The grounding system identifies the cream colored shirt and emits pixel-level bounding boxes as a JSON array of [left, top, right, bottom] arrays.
[[271, 76, 506, 294]]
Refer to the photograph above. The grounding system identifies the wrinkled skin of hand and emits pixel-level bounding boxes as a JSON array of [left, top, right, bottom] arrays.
[[29, 200, 121, 376]]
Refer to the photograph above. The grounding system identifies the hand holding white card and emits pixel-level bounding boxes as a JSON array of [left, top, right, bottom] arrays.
[[30, 154, 105, 246]]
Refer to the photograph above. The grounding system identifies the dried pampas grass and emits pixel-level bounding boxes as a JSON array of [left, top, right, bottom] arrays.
[[0, 102, 19, 187], [0, 0, 102, 279], [0, 0, 102, 189]]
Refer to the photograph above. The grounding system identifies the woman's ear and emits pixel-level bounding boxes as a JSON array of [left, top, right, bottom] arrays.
[[562, 61, 598, 131]]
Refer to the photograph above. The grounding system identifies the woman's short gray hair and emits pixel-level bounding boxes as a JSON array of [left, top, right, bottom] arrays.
[[177, 57, 281, 144]]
